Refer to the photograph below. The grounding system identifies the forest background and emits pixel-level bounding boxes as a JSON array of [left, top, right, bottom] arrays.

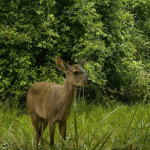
[[0, 0, 150, 106]]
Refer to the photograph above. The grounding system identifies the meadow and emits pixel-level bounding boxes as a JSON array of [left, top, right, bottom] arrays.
[[0, 100, 150, 150]]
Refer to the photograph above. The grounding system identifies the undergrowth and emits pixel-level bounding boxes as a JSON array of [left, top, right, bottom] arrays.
[[0, 100, 150, 149]]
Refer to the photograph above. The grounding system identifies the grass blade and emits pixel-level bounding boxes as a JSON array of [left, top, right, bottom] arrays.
[[98, 130, 113, 150], [74, 95, 78, 149], [59, 134, 69, 149], [91, 130, 113, 150], [124, 105, 138, 140], [88, 106, 122, 149]]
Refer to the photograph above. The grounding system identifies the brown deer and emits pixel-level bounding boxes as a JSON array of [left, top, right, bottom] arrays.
[[27, 56, 91, 149]]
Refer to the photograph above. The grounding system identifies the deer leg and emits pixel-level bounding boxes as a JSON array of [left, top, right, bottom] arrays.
[[49, 122, 55, 147], [40, 119, 48, 145], [59, 120, 67, 145], [31, 115, 40, 150]]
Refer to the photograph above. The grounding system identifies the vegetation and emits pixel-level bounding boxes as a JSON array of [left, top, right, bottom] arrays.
[[0, 100, 150, 149], [0, 0, 150, 104], [0, 0, 150, 149]]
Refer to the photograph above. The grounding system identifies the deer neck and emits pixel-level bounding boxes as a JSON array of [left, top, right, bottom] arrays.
[[63, 77, 77, 102]]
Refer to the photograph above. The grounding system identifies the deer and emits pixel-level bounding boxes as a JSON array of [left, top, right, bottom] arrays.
[[27, 56, 92, 149]]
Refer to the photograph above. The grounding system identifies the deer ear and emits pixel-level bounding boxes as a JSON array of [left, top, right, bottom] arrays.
[[78, 59, 86, 67], [55, 56, 68, 71]]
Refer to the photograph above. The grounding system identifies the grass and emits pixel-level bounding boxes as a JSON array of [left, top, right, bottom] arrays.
[[0, 100, 150, 149]]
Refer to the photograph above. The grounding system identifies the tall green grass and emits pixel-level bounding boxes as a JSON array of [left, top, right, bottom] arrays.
[[0, 100, 150, 149]]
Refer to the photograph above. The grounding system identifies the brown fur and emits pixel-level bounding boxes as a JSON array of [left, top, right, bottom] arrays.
[[27, 56, 91, 149]]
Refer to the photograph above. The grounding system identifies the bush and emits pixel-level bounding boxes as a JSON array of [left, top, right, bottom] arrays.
[[0, 0, 150, 104]]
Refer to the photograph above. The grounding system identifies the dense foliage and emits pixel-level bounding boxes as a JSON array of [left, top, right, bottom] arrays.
[[0, 0, 150, 105]]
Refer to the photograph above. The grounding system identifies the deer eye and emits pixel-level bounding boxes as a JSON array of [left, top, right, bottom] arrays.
[[73, 71, 79, 75]]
